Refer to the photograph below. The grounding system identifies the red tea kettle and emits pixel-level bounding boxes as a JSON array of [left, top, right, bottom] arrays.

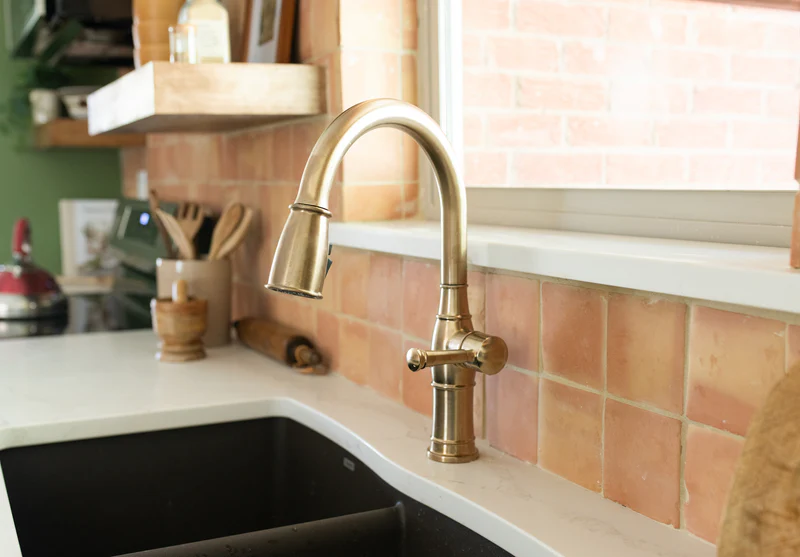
[[0, 218, 67, 319]]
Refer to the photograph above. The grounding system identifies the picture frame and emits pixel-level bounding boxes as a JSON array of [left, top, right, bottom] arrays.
[[243, 0, 296, 64]]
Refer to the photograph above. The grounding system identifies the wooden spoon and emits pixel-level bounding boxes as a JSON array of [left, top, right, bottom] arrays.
[[209, 203, 244, 260], [718, 361, 800, 556], [156, 209, 196, 260], [213, 207, 254, 260], [149, 190, 176, 259]]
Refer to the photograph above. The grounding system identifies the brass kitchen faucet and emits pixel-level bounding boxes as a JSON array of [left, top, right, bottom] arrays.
[[268, 99, 508, 463]]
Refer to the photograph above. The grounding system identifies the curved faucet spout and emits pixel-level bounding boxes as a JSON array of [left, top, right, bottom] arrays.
[[267, 99, 508, 464], [268, 99, 467, 297]]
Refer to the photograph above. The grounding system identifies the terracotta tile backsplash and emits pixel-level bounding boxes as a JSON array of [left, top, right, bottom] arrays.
[[541, 282, 605, 388], [402, 339, 433, 417], [687, 306, 785, 436], [486, 368, 539, 463], [604, 400, 682, 527], [684, 425, 744, 543], [538, 379, 602, 492], [486, 273, 539, 371], [119, 0, 799, 547], [607, 294, 686, 414], [368, 326, 404, 401]]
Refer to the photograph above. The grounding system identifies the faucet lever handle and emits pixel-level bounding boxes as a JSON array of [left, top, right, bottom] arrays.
[[406, 349, 474, 372], [406, 332, 508, 375]]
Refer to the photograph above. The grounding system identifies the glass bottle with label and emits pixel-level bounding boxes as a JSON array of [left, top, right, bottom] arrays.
[[178, 0, 231, 64]]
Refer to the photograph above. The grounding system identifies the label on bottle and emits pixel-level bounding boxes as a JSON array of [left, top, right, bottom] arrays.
[[191, 19, 230, 64]]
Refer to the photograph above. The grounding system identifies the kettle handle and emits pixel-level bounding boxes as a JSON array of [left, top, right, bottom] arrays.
[[12, 218, 31, 260]]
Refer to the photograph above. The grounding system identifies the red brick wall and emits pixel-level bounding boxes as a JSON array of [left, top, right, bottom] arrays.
[[462, 0, 800, 189]]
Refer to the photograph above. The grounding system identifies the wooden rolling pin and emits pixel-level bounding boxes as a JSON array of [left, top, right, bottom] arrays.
[[718, 361, 800, 556], [234, 317, 327, 374]]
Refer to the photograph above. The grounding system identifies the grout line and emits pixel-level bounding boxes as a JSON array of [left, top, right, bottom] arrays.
[[683, 304, 692, 418], [600, 290, 609, 497], [530, 365, 745, 440], [538, 280, 544, 375], [679, 420, 688, 531]]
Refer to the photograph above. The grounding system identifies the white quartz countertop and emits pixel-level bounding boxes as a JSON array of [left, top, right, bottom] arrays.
[[0, 331, 714, 557]]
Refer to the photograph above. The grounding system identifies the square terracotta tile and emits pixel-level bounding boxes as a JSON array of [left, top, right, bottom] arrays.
[[290, 119, 327, 183], [232, 283, 258, 322], [267, 295, 317, 339], [687, 306, 785, 435], [538, 379, 602, 492], [316, 310, 341, 372], [403, 182, 419, 218], [402, 54, 418, 105], [474, 373, 486, 439], [542, 282, 605, 388], [684, 425, 744, 543], [367, 253, 404, 329], [486, 368, 538, 463], [402, 0, 417, 50], [272, 125, 295, 183], [297, 0, 314, 61], [402, 338, 433, 416], [368, 326, 404, 402], [402, 259, 439, 341], [468, 270, 486, 331], [603, 399, 681, 526], [308, 0, 340, 60], [607, 294, 686, 413], [340, 50, 400, 110], [339, 0, 401, 50], [334, 248, 371, 319], [486, 273, 539, 371], [342, 129, 405, 185], [342, 185, 405, 222], [401, 133, 419, 183], [339, 317, 370, 385], [230, 185, 262, 286]]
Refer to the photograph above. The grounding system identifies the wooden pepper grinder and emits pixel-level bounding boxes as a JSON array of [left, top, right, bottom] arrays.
[[151, 279, 208, 362]]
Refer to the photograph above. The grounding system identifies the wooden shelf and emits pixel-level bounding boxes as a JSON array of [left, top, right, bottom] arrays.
[[35, 119, 145, 149], [87, 62, 326, 135]]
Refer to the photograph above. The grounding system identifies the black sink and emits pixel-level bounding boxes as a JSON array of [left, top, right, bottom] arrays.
[[1, 418, 513, 557]]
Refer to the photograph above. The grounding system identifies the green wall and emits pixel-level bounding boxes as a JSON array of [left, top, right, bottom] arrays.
[[0, 12, 123, 273]]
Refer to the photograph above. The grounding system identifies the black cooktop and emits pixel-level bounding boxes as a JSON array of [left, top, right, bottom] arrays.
[[0, 294, 144, 340]]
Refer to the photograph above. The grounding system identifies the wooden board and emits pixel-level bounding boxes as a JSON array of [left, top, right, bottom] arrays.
[[35, 119, 145, 149], [87, 62, 326, 135], [718, 361, 800, 555]]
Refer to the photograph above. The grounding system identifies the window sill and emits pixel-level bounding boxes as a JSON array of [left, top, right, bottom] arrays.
[[329, 221, 799, 314]]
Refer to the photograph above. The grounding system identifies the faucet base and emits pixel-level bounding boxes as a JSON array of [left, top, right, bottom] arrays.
[[427, 447, 479, 464], [427, 435, 479, 464]]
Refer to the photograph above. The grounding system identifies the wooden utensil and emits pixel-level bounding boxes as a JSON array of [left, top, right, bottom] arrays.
[[156, 208, 196, 260], [209, 203, 244, 260], [150, 279, 208, 362], [235, 317, 327, 374], [149, 190, 176, 259], [718, 362, 800, 556], [213, 207, 254, 260], [177, 202, 205, 246]]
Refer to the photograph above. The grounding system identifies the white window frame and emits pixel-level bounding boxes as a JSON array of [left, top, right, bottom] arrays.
[[416, 1, 797, 248]]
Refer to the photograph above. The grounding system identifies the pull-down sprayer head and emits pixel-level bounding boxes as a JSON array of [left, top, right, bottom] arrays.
[[267, 203, 331, 299]]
